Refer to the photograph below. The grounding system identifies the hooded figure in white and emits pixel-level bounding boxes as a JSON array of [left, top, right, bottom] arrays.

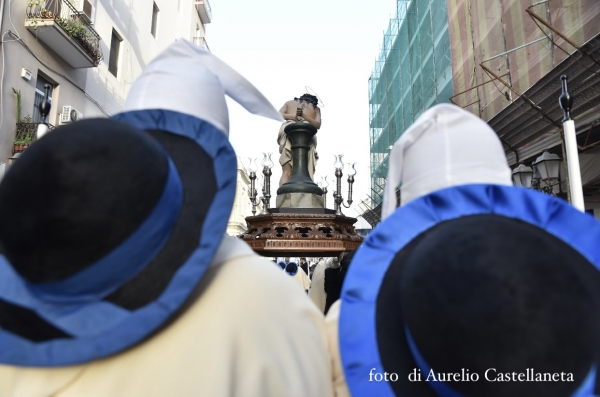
[[0, 41, 333, 397], [325, 104, 512, 397], [309, 256, 340, 313]]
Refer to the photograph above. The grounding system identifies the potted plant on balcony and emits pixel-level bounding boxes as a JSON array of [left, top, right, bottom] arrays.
[[13, 115, 35, 153], [55, 17, 103, 65], [25, 0, 103, 66]]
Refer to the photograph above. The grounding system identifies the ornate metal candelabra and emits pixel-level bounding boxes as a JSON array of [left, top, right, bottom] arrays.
[[260, 152, 274, 212], [321, 176, 329, 208], [332, 154, 356, 216], [247, 157, 261, 215]]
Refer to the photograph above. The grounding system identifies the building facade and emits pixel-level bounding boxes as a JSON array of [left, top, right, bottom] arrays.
[[367, 0, 600, 222], [447, 0, 600, 219], [369, 0, 454, 204], [0, 0, 211, 165]]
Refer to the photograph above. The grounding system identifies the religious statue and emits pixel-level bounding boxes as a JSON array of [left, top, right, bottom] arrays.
[[277, 93, 321, 186]]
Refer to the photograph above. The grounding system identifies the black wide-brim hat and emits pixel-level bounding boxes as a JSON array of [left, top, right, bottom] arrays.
[[0, 112, 235, 367], [0, 41, 282, 366], [339, 184, 600, 397], [285, 262, 300, 276]]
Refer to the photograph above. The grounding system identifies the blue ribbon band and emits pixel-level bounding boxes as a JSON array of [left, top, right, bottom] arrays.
[[25, 157, 183, 303]]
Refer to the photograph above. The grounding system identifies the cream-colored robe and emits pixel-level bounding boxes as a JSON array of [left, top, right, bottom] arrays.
[[325, 300, 350, 397], [290, 266, 311, 291], [0, 237, 334, 397]]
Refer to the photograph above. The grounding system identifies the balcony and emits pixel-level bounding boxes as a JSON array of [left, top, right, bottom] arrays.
[[194, 0, 212, 24], [25, 0, 103, 68], [192, 36, 210, 51], [13, 122, 55, 154]]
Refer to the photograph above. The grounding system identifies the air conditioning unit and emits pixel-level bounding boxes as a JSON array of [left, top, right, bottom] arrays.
[[71, 0, 96, 24], [60, 106, 84, 125]]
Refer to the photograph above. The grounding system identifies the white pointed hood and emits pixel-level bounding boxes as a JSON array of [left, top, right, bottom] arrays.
[[382, 104, 512, 219], [123, 40, 283, 136]]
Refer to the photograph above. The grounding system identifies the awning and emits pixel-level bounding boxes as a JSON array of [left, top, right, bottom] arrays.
[[488, 32, 600, 166]]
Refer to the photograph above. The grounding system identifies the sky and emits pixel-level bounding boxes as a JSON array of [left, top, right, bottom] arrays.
[[206, 0, 398, 216]]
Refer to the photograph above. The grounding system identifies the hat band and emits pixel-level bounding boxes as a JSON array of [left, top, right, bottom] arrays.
[[405, 326, 598, 397], [25, 157, 184, 303]]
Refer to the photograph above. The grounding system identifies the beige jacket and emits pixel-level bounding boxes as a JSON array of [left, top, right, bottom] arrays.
[[0, 237, 334, 397], [325, 300, 351, 397]]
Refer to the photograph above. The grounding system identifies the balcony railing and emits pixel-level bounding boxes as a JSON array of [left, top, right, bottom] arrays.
[[25, 0, 103, 68], [13, 122, 55, 153], [192, 36, 210, 51]]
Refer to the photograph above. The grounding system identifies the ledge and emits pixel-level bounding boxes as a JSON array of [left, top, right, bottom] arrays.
[[25, 19, 96, 68]]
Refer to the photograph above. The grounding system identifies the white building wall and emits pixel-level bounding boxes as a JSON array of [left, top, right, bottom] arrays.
[[0, 0, 210, 163], [83, 0, 208, 118]]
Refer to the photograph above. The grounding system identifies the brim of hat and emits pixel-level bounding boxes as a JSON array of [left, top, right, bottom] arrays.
[[286, 262, 299, 276], [339, 184, 600, 396], [0, 109, 237, 366]]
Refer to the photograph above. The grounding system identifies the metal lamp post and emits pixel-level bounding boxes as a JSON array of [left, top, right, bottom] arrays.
[[559, 75, 584, 211], [332, 154, 356, 216]]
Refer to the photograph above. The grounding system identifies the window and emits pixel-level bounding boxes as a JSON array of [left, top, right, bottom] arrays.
[[151, 3, 159, 38], [33, 75, 53, 123], [108, 29, 122, 77]]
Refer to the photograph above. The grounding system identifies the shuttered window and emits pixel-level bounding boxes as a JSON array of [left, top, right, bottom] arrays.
[[108, 30, 121, 77]]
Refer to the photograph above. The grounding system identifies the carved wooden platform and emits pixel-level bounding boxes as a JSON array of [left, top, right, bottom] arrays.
[[240, 213, 363, 257]]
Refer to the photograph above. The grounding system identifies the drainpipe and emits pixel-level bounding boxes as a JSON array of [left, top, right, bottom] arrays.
[[0, 0, 5, 35]]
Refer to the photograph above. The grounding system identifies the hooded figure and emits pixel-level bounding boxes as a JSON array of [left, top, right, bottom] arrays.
[[309, 257, 340, 313], [326, 104, 600, 397], [323, 251, 355, 315], [0, 41, 333, 397], [282, 260, 312, 292]]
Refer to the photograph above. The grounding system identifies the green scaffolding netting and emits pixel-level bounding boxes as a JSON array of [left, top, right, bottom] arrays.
[[369, 0, 454, 204]]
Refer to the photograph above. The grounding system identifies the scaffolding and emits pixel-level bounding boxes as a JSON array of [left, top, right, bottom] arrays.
[[368, 0, 454, 204]]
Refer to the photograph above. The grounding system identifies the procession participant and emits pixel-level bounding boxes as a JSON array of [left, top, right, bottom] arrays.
[[0, 40, 333, 397], [309, 256, 340, 313], [284, 260, 311, 293], [278, 94, 321, 186], [323, 251, 355, 315], [299, 258, 309, 275], [327, 104, 600, 397]]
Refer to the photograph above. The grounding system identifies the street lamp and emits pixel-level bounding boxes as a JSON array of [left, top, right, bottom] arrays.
[[512, 163, 533, 188], [534, 150, 561, 182], [511, 150, 562, 195], [533, 150, 561, 194]]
